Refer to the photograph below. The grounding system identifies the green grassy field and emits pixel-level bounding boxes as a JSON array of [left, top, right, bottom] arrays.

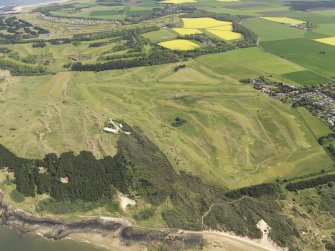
[[281, 11, 335, 25], [142, 29, 178, 42], [196, 47, 328, 85], [282, 70, 331, 85], [243, 17, 323, 41], [314, 23, 335, 36], [261, 38, 335, 78], [193, 0, 290, 16]]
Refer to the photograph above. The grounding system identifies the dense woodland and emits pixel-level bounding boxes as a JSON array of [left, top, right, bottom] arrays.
[[72, 46, 181, 71], [286, 174, 335, 191], [72, 26, 159, 41]]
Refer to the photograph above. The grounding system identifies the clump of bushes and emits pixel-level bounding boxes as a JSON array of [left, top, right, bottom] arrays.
[[171, 117, 187, 127], [133, 208, 155, 221], [10, 190, 25, 203]]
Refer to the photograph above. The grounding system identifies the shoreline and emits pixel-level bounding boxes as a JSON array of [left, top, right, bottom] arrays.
[[0, 196, 287, 251], [0, 0, 72, 14]]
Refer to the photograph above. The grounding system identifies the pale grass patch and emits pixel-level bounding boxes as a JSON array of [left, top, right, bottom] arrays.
[[261, 17, 305, 25]]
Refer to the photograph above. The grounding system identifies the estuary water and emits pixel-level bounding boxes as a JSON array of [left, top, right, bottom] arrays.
[[0, 0, 59, 7], [0, 225, 106, 251]]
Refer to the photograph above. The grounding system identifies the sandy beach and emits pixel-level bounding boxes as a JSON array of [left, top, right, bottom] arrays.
[[5, 0, 72, 14], [65, 219, 288, 251], [67, 226, 288, 251]]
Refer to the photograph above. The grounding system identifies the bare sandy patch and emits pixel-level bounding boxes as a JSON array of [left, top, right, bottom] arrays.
[[200, 220, 288, 251], [118, 194, 136, 211], [60, 177, 69, 184]]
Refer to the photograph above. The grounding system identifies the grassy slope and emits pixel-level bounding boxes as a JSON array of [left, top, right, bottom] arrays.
[[1, 52, 332, 189], [0, 0, 333, 190], [63, 64, 334, 189]]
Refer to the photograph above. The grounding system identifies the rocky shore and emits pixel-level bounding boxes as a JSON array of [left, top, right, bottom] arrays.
[[0, 194, 205, 251]]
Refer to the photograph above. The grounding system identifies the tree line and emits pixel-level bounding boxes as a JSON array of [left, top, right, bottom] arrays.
[[286, 174, 335, 191], [225, 183, 280, 199], [318, 133, 335, 145], [72, 26, 159, 42], [71, 46, 181, 72]]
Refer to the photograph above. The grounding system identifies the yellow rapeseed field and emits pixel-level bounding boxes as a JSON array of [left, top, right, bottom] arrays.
[[315, 37, 335, 46], [161, 0, 197, 4], [209, 24, 233, 31], [173, 28, 203, 35], [207, 30, 242, 40], [261, 17, 305, 25], [179, 18, 242, 41], [158, 39, 200, 50], [182, 18, 231, 29]]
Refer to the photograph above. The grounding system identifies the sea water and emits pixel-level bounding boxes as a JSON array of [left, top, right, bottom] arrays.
[[0, 225, 107, 251], [0, 0, 58, 7]]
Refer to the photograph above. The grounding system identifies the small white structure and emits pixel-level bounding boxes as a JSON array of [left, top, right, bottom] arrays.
[[103, 118, 131, 135], [103, 118, 120, 134], [103, 127, 119, 134]]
